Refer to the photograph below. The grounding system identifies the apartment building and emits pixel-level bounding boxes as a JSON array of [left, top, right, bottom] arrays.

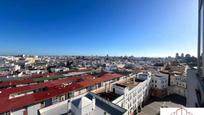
[[169, 73, 186, 97], [150, 73, 168, 97], [160, 65, 187, 97], [95, 72, 151, 115], [0, 73, 125, 115]]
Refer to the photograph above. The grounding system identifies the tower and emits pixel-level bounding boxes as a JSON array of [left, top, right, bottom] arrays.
[[176, 53, 179, 59]]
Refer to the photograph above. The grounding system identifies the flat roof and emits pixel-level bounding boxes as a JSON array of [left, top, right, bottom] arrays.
[[140, 94, 186, 115], [97, 92, 121, 102], [119, 78, 139, 90], [86, 93, 126, 115]]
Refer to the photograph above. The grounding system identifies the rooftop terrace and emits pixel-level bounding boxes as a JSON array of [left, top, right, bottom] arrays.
[[97, 92, 121, 102], [119, 78, 139, 90], [140, 94, 186, 115], [86, 93, 127, 115]]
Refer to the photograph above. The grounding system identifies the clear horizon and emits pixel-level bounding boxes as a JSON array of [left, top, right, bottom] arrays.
[[0, 0, 198, 57], [0, 52, 194, 58]]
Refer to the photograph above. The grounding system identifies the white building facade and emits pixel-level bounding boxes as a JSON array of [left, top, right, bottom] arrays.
[[110, 72, 151, 115], [151, 73, 168, 90], [169, 74, 186, 97]]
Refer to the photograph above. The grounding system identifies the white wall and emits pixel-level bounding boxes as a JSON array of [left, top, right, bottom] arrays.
[[71, 99, 94, 115], [74, 91, 80, 96], [39, 100, 68, 115], [27, 104, 41, 115], [11, 109, 25, 115], [151, 75, 168, 89], [112, 84, 127, 95], [80, 103, 93, 115], [112, 76, 151, 115], [170, 75, 186, 88], [94, 106, 111, 115], [169, 75, 186, 97]]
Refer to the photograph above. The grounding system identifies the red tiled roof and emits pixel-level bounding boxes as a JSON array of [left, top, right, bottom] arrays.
[[78, 73, 121, 87], [81, 74, 95, 80], [0, 83, 82, 113], [0, 73, 122, 113], [0, 80, 33, 88], [0, 77, 80, 98], [0, 69, 94, 88]]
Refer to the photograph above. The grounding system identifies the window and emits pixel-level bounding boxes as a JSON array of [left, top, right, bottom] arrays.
[[155, 85, 157, 88]]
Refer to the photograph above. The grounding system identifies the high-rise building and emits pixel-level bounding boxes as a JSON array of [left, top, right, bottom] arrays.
[[186, 0, 204, 107]]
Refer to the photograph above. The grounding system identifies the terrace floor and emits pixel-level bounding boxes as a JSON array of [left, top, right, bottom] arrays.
[[97, 92, 121, 102], [139, 94, 186, 115]]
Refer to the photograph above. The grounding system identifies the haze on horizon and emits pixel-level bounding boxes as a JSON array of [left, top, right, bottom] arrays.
[[0, 0, 198, 57]]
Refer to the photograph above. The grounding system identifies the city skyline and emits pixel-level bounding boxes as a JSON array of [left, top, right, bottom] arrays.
[[0, 0, 198, 57]]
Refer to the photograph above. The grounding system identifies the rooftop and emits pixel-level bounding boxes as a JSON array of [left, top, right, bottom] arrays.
[[119, 78, 139, 90], [0, 69, 95, 88], [0, 73, 123, 113], [140, 94, 186, 115], [78, 73, 122, 88], [97, 92, 121, 102], [86, 93, 126, 115], [72, 96, 92, 109]]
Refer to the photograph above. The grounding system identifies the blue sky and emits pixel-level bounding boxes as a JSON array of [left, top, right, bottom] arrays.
[[0, 0, 198, 57]]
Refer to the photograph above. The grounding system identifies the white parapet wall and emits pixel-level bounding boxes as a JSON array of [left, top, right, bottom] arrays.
[[39, 94, 87, 115], [39, 100, 68, 115], [10, 109, 26, 115], [27, 104, 41, 115]]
